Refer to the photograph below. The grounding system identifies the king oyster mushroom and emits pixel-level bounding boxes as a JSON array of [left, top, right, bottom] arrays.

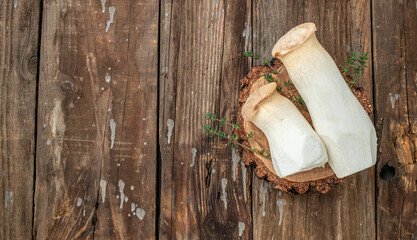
[[242, 82, 328, 178], [271, 22, 377, 178]]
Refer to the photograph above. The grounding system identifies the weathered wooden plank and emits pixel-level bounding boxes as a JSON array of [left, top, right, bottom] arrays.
[[373, 0, 417, 239], [159, 0, 252, 239], [158, 1, 176, 238], [34, 0, 158, 239], [252, 0, 375, 239], [0, 0, 40, 239]]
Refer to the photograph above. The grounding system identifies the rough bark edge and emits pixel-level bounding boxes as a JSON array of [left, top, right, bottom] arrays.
[[234, 59, 373, 194]]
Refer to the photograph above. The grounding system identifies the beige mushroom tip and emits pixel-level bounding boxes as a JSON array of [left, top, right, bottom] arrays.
[[241, 82, 277, 121], [271, 22, 317, 58]]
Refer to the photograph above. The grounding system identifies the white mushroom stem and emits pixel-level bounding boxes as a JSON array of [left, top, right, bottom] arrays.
[[242, 83, 328, 178], [272, 23, 377, 178]]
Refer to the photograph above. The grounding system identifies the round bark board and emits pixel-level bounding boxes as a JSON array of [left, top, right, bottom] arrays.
[[235, 59, 373, 194]]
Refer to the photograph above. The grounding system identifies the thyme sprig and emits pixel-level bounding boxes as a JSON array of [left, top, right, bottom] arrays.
[[295, 96, 305, 105], [204, 113, 270, 158], [243, 51, 261, 60], [283, 80, 294, 86], [342, 52, 368, 85]]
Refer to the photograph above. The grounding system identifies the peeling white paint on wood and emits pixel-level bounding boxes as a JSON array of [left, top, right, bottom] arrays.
[[389, 93, 400, 109], [77, 197, 83, 207], [241, 162, 247, 202], [220, 178, 228, 209], [232, 149, 240, 181], [105, 74, 111, 83], [4, 189, 13, 211], [118, 179, 125, 208], [277, 198, 287, 226], [191, 148, 197, 167], [100, 179, 107, 203], [242, 22, 250, 52], [238, 222, 245, 237], [13, 0, 18, 8], [105, 6, 116, 32], [100, 0, 106, 13], [260, 181, 270, 217], [130, 185, 134, 191], [110, 119, 116, 149], [136, 208, 145, 220], [130, 202, 145, 220], [167, 119, 174, 144], [162, 66, 168, 74], [346, 44, 351, 53]]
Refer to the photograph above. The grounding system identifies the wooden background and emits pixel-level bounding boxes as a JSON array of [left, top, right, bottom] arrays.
[[1, 0, 416, 239]]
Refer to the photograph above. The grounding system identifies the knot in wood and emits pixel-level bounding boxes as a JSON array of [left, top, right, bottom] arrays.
[[28, 56, 38, 75]]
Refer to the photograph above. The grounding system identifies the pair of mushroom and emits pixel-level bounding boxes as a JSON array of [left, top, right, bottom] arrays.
[[242, 23, 377, 178]]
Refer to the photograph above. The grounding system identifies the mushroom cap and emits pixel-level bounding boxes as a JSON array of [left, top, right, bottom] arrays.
[[241, 82, 279, 121], [271, 22, 317, 58]]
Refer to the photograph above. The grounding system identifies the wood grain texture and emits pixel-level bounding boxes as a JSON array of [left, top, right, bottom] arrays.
[[34, 0, 158, 239], [373, 0, 417, 239], [1, 0, 416, 238], [252, 0, 375, 239], [0, 0, 40, 239], [158, 0, 253, 239]]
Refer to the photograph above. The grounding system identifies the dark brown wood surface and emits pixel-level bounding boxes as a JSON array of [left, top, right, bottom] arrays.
[[373, 0, 417, 239], [34, 0, 158, 239], [159, 0, 252, 239], [0, 1, 40, 239], [0, 0, 415, 239]]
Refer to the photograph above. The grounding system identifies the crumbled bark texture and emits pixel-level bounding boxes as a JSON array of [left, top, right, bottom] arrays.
[[235, 59, 373, 194]]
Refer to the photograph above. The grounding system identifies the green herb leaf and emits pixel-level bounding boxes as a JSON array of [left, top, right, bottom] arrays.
[[284, 81, 294, 86], [296, 96, 305, 105], [247, 132, 255, 139], [264, 73, 274, 83], [342, 51, 368, 85], [220, 117, 226, 126]]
